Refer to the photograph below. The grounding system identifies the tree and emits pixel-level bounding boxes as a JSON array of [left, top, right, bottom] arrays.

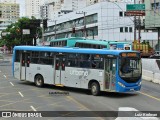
[[1, 17, 42, 50]]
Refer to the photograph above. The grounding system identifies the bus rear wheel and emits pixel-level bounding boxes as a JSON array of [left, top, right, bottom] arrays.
[[91, 82, 100, 96], [35, 75, 44, 87]]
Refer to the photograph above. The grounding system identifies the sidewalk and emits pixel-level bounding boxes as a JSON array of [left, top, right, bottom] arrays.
[[0, 53, 12, 62]]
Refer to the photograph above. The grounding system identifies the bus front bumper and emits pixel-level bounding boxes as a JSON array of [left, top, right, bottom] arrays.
[[117, 82, 141, 92]]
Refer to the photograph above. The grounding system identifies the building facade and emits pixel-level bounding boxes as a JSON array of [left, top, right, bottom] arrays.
[[40, 5, 48, 19], [0, 0, 16, 2], [145, 0, 160, 50], [145, 0, 160, 28], [44, 1, 157, 44], [25, 0, 45, 18], [44, 0, 87, 20], [43, 0, 137, 20], [0, 0, 19, 37]]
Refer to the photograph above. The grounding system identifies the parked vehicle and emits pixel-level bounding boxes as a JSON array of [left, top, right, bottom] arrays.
[[150, 51, 160, 59]]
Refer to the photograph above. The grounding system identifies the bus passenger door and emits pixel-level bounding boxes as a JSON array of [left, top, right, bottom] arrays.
[[21, 52, 30, 80], [105, 58, 116, 91], [54, 55, 66, 85]]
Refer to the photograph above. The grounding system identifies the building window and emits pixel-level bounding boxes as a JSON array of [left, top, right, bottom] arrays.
[[125, 27, 128, 32], [119, 11, 123, 17], [120, 27, 123, 32], [151, 2, 160, 10], [129, 27, 132, 32], [86, 14, 98, 25]]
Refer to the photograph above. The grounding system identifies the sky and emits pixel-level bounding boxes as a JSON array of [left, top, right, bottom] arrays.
[[16, 0, 25, 16]]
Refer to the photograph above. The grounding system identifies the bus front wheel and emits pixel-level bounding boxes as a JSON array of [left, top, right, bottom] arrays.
[[91, 82, 100, 96], [35, 75, 44, 87]]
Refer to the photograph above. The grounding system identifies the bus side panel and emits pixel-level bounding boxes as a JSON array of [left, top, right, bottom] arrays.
[[14, 62, 21, 80], [28, 64, 54, 84], [21, 66, 26, 80], [26, 64, 37, 82], [58, 71, 66, 85], [64, 67, 81, 88], [80, 69, 104, 91], [54, 70, 66, 85], [64, 67, 104, 90]]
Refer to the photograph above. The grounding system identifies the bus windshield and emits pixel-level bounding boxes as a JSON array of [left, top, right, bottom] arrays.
[[119, 56, 141, 83]]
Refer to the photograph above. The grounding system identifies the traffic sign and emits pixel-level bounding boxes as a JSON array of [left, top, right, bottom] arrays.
[[126, 4, 145, 11], [124, 11, 145, 16], [23, 29, 30, 34], [1, 32, 10, 36]]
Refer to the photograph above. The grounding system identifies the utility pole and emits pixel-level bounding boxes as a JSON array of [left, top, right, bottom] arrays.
[[83, 12, 87, 38], [41, 19, 44, 42], [40, 5, 45, 43], [138, 0, 141, 43], [20, 21, 23, 45], [76, 11, 87, 38], [54, 20, 57, 39], [134, 0, 136, 41]]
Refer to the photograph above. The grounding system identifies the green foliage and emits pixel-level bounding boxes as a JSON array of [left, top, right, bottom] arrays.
[[0, 39, 7, 47], [1, 17, 42, 49]]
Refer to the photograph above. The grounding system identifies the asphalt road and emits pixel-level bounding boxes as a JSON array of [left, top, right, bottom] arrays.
[[0, 56, 160, 120]]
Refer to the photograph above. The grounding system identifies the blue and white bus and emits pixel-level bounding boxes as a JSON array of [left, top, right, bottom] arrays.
[[12, 46, 142, 95]]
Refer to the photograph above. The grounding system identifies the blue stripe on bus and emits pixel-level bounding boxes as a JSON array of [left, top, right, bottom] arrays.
[[13, 46, 139, 55]]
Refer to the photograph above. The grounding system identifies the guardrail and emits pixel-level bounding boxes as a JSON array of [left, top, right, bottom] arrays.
[[142, 59, 160, 84]]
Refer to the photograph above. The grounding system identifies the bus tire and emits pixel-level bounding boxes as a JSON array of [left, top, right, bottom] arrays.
[[34, 75, 44, 87], [91, 82, 100, 96]]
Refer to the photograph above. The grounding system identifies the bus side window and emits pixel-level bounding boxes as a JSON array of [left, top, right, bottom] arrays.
[[31, 51, 39, 64], [67, 53, 79, 67], [39, 52, 53, 65], [64, 41, 67, 46], [15, 50, 21, 62], [91, 55, 104, 69], [79, 54, 91, 68], [97, 45, 100, 49], [80, 43, 83, 48]]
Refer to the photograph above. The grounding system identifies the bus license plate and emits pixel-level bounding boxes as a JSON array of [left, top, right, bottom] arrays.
[[130, 89, 134, 91]]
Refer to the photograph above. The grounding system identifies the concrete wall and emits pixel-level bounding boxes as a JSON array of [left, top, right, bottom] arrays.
[[142, 59, 160, 84]]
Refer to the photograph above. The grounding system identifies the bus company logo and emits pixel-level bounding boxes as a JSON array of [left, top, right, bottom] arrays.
[[70, 70, 89, 76], [14, 67, 19, 72], [2, 112, 12, 118]]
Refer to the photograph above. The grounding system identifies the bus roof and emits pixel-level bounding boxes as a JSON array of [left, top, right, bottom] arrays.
[[107, 41, 132, 44], [76, 40, 109, 45], [76, 40, 132, 45], [50, 37, 85, 42], [14, 46, 138, 55]]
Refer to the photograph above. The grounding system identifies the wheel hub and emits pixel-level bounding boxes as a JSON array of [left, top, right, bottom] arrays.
[[92, 86, 97, 93]]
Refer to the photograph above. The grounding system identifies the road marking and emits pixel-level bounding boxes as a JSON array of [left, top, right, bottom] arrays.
[[30, 106, 37, 111], [66, 96, 104, 120], [10, 82, 14, 86], [0, 99, 29, 108], [67, 96, 88, 110], [3, 75, 6, 79], [138, 91, 160, 102], [18, 92, 24, 97]]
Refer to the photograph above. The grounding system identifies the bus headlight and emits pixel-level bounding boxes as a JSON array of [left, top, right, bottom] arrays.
[[118, 82, 125, 88], [138, 82, 141, 86]]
